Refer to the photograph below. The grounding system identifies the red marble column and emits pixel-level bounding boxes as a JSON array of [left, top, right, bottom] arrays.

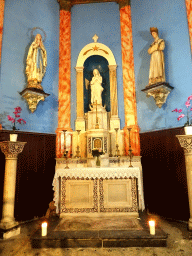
[[56, 9, 72, 158], [120, 4, 140, 156], [185, 0, 192, 53], [0, 0, 4, 64]]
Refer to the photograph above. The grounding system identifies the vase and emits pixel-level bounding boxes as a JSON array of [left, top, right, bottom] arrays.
[[10, 133, 18, 142], [184, 126, 192, 135]]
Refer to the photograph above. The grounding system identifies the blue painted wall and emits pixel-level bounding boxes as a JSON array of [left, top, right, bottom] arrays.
[[131, 0, 192, 132], [0, 0, 59, 133], [71, 2, 124, 130], [1, 0, 192, 134]]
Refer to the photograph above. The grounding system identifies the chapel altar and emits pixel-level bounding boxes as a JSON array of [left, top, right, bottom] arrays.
[[53, 36, 144, 217]]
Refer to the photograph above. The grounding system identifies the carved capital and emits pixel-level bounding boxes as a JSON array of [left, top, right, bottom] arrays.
[[0, 141, 26, 158], [108, 65, 117, 71], [58, 0, 72, 11], [117, 0, 130, 9], [176, 135, 192, 154]]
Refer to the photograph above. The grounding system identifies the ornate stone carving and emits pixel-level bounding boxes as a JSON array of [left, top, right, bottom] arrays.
[[20, 88, 49, 113], [0, 141, 26, 158], [176, 135, 192, 154], [141, 83, 174, 108]]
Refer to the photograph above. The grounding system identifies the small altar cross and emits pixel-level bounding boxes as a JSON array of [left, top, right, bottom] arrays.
[[92, 34, 99, 43]]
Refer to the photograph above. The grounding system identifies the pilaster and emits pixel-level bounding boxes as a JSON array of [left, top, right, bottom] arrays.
[[56, 7, 72, 157], [119, 3, 140, 155]]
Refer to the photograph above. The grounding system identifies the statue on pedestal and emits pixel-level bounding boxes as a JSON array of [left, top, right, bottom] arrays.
[[90, 69, 103, 105], [26, 33, 47, 90], [148, 27, 165, 86]]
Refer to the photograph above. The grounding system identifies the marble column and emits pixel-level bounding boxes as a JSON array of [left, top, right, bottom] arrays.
[[176, 135, 192, 230], [108, 65, 118, 117], [0, 0, 5, 64], [56, 4, 72, 158], [185, 0, 192, 53], [75, 67, 85, 131], [119, 1, 140, 156], [0, 141, 26, 231]]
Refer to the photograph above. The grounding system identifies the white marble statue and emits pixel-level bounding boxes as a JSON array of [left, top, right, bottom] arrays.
[[26, 34, 47, 88], [148, 27, 165, 86], [90, 69, 103, 105]]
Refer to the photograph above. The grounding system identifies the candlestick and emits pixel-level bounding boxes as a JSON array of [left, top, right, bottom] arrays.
[[114, 128, 120, 157], [62, 130, 67, 157], [149, 220, 155, 235], [75, 130, 81, 158], [41, 222, 47, 236], [127, 127, 133, 167]]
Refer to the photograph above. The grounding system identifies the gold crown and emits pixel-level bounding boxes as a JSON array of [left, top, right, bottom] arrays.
[[150, 27, 158, 34]]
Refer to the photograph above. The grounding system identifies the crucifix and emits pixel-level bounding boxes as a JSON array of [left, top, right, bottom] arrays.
[[95, 100, 99, 129]]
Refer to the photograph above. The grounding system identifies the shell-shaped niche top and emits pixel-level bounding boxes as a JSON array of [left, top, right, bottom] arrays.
[[76, 34, 116, 67]]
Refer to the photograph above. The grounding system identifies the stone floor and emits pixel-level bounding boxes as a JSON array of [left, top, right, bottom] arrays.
[[0, 214, 192, 256]]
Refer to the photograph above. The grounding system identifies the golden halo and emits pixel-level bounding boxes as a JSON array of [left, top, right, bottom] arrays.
[[31, 27, 46, 42]]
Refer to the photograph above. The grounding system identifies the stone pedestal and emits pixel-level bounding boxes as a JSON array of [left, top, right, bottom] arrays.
[[176, 135, 192, 230], [0, 141, 26, 238]]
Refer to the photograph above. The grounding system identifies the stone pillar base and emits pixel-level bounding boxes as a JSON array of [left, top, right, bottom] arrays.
[[0, 225, 20, 239]]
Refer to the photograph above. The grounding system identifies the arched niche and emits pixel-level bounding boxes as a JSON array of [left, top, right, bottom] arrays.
[[75, 41, 119, 131], [84, 55, 110, 113]]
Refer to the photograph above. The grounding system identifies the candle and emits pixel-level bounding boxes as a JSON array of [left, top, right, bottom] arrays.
[[149, 220, 155, 235], [41, 222, 47, 236]]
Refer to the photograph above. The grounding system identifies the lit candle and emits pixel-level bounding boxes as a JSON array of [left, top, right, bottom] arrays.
[[41, 222, 47, 236], [149, 220, 155, 235]]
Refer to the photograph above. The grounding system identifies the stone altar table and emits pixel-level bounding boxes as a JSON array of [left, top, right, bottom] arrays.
[[53, 167, 144, 217]]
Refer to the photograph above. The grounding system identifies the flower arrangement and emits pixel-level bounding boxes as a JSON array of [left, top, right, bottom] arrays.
[[92, 148, 104, 157], [172, 95, 192, 126], [7, 107, 26, 131]]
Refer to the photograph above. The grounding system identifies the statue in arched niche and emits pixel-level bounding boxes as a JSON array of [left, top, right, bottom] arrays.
[[90, 69, 103, 105]]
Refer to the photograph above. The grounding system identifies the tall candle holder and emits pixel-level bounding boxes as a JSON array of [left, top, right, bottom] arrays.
[[127, 127, 133, 167], [114, 128, 120, 157], [109, 131, 113, 157], [62, 130, 69, 169], [75, 130, 81, 158], [62, 130, 67, 156]]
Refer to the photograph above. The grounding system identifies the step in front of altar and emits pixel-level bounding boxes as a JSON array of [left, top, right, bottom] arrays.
[[31, 215, 168, 248]]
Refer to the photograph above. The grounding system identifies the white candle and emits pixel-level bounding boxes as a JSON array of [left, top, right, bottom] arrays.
[[41, 222, 47, 236], [149, 220, 155, 235]]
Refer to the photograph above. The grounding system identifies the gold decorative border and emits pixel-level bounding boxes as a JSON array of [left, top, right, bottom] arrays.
[[61, 177, 98, 213], [99, 177, 138, 212]]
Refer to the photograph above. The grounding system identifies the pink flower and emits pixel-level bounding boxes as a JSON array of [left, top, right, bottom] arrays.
[[185, 100, 191, 108], [177, 114, 185, 121], [188, 95, 192, 100], [7, 115, 14, 121], [7, 107, 26, 130], [14, 107, 22, 113], [178, 109, 182, 113]]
